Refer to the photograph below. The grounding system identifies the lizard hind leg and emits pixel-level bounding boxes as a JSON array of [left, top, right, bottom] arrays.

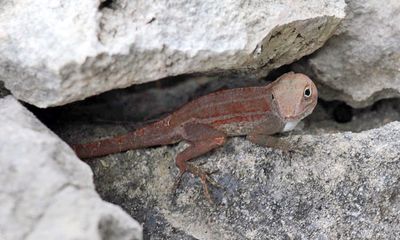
[[173, 123, 226, 203]]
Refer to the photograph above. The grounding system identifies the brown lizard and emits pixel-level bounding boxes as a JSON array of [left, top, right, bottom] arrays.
[[71, 72, 318, 202]]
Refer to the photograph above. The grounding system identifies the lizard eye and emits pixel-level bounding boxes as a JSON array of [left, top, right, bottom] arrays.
[[271, 93, 275, 100], [304, 87, 312, 98]]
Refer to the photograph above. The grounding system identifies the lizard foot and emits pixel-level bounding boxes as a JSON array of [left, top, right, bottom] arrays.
[[173, 163, 221, 203]]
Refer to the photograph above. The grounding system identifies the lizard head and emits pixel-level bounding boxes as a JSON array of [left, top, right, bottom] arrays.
[[269, 72, 318, 122]]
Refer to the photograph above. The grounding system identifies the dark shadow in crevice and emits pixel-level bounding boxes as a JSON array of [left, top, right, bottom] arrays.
[[99, 0, 115, 10], [27, 71, 268, 135], [0, 81, 11, 98], [332, 103, 353, 123], [306, 97, 400, 133]]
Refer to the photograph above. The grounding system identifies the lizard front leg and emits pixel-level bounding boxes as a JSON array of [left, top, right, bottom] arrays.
[[247, 134, 293, 153], [246, 113, 293, 152], [174, 122, 226, 203]]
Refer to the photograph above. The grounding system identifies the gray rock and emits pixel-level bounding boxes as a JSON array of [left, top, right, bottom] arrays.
[[0, 96, 142, 240], [78, 121, 400, 239], [0, 0, 345, 107], [296, 0, 400, 108]]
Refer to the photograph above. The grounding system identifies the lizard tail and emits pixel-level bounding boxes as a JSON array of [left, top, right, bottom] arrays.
[[71, 117, 180, 159]]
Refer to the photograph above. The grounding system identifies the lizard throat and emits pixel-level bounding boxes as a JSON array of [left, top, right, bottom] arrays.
[[282, 120, 300, 132]]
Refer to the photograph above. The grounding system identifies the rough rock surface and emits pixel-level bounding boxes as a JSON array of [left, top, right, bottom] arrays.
[[61, 114, 400, 239], [296, 0, 400, 108], [0, 96, 142, 240], [0, 0, 345, 107]]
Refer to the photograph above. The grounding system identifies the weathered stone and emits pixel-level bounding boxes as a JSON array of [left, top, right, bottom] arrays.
[[296, 0, 400, 108], [0, 96, 142, 240], [0, 0, 345, 107]]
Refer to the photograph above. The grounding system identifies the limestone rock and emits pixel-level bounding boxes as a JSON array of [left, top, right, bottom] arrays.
[[0, 0, 345, 107], [79, 122, 400, 239], [297, 0, 400, 108], [0, 96, 142, 240]]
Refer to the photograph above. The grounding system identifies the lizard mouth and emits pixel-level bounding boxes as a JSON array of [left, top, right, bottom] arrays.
[[284, 115, 301, 121], [282, 109, 309, 122], [282, 101, 317, 122]]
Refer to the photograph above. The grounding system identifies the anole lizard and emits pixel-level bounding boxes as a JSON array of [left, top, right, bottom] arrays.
[[71, 72, 318, 201]]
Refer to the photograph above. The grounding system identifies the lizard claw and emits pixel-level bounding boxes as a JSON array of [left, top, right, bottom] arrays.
[[172, 171, 185, 195], [172, 163, 221, 203]]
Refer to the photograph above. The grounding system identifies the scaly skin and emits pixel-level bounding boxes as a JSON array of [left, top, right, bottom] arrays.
[[71, 72, 318, 202]]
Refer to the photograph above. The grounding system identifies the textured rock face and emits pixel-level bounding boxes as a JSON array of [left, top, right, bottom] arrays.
[[0, 0, 345, 107], [0, 96, 142, 240], [297, 0, 400, 108]]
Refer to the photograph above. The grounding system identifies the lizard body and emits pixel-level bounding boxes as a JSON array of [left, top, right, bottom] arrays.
[[71, 72, 318, 201]]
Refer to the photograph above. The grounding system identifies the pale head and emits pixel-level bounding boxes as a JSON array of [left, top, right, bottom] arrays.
[[269, 72, 318, 122]]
